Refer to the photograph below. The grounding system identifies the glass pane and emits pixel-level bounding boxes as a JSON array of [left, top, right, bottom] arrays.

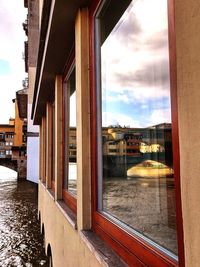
[[52, 102, 55, 182], [65, 68, 77, 196], [98, 0, 177, 256]]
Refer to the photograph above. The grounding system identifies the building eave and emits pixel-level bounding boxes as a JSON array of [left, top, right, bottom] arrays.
[[16, 89, 28, 119], [32, 0, 91, 125]]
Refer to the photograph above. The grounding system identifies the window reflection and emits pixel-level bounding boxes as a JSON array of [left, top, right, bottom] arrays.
[[98, 0, 177, 256], [64, 68, 77, 197]]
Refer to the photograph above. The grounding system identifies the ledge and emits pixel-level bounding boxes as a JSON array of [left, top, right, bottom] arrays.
[[81, 230, 127, 267], [56, 200, 77, 230]]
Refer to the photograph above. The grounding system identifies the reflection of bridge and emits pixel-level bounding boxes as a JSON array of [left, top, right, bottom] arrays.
[[0, 158, 26, 179], [103, 153, 173, 177]]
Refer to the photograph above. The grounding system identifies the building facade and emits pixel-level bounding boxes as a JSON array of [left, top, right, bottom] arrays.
[[0, 122, 14, 159], [0, 93, 27, 179], [31, 0, 200, 266], [23, 0, 40, 183]]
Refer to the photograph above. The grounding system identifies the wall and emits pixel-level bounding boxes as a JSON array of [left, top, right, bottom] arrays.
[[13, 100, 23, 147], [175, 0, 200, 266], [27, 135, 39, 183], [26, 0, 40, 184], [39, 184, 105, 267]]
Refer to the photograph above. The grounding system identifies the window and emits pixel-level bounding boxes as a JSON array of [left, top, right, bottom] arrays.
[[63, 56, 77, 213], [51, 102, 55, 191], [91, 0, 183, 266]]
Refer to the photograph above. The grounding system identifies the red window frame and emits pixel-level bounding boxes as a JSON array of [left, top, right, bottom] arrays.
[[62, 47, 77, 214], [89, 0, 185, 266]]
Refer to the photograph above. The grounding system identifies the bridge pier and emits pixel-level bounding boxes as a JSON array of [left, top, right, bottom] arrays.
[[17, 159, 27, 180], [0, 158, 27, 180]]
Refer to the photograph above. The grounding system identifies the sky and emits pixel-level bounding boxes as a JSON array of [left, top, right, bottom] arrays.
[[0, 0, 27, 124], [101, 0, 171, 128]]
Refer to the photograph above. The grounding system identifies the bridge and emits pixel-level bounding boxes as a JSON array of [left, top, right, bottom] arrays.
[[0, 157, 26, 180]]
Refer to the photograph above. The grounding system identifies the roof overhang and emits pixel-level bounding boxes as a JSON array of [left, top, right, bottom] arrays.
[[16, 89, 28, 119], [32, 0, 92, 125]]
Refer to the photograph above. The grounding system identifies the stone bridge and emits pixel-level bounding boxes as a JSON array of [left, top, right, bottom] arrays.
[[0, 158, 26, 180]]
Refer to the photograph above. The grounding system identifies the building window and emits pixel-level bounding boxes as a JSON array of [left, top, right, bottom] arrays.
[[51, 102, 55, 190], [63, 56, 77, 213], [92, 0, 182, 266]]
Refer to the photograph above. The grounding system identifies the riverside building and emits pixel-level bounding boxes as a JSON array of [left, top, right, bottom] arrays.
[[30, 0, 199, 266]]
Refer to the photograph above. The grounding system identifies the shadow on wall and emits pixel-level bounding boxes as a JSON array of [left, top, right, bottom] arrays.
[[47, 244, 53, 267]]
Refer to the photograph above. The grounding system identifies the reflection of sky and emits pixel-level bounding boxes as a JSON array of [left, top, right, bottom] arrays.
[[70, 91, 76, 127], [101, 0, 171, 128]]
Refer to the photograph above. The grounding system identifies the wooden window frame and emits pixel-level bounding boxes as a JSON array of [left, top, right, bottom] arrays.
[[89, 0, 185, 266], [62, 47, 77, 214], [46, 102, 55, 192]]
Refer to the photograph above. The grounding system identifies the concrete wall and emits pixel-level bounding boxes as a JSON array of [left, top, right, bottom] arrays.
[[175, 0, 200, 266]]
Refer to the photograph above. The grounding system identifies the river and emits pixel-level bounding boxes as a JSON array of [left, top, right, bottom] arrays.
[[0, 167, 48, 267]]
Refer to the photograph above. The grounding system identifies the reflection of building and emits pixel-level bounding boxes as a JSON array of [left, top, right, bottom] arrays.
[[102, 124, 171, 157], [68, 127, 77, 162], [68, 124, 171, 159]]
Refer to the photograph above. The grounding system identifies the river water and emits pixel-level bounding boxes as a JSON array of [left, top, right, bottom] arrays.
[[0, 170, 48, 267]]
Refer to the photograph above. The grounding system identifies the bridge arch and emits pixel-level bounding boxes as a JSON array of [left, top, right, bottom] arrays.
[[0, 165, 17, 178], [0, 159, 18, 172]]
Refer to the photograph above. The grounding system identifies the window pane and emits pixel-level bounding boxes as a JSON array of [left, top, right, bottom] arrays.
[[64, 68, 77, 196], [52, 102, 55, 182], [98, 0, 177, 256]]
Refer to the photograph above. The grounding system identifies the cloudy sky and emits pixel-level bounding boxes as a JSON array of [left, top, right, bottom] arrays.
[[0, 0, 27, 123], [101, 0, 171, 128]]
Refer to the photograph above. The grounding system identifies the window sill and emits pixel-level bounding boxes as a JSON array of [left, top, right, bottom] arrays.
[[56, 200, 77, 230], [47, 188, 55, 200], [80, 230, 127, 267]]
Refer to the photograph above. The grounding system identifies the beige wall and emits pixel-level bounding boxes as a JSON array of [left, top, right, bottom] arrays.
[[28, 67, 37, 104], [39, 184, 103, 267], [39, 0, 44, 29], [175, 0, 200, 266]]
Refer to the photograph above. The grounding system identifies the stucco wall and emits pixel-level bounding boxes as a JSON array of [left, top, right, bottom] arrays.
[[27, 136, 39, 183], [38, 183, 103, 267], [175, 1, 200, 266], [28, 67, 37, 105]]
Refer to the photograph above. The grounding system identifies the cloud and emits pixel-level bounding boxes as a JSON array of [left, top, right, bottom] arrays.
[[102, 112, 142, 128], [0, 0, 27, 123], [100, 0, 170, 106], [149, 108, 171, 126]]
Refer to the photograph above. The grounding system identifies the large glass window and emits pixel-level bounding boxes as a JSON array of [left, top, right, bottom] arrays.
[[64, 66, 77, 199], [96, 0, 177, 259]]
